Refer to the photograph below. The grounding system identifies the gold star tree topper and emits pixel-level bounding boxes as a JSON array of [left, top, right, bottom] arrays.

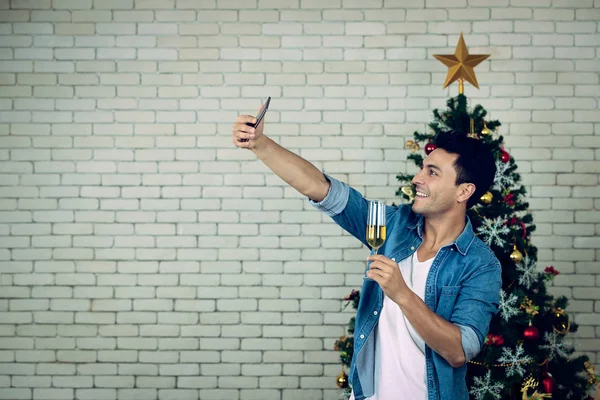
[[433, 33, 490, 94]]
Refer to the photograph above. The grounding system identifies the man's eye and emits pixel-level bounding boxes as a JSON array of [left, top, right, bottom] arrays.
[[429, 169, 436, 175]]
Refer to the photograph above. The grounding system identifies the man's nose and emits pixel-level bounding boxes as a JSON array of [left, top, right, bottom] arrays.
[[412, 170, 423, 185]]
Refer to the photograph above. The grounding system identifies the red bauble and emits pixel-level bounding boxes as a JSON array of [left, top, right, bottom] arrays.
[[523, 325, 540, 340], [425, 142, 436, 155], [501, 150, 510, 163], [542, 372, 555, 393]]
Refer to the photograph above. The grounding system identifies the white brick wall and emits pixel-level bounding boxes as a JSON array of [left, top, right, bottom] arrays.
[[0, 0, 599, 399]]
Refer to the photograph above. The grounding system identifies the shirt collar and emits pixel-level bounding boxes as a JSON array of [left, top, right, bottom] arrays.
[[407, 212, 475, 256]]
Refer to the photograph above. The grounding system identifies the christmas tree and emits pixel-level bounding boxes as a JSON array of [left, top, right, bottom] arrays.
[[334, 35, 599, 400]]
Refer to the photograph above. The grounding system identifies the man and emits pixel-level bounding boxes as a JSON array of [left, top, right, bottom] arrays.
[[232, 108, 502, 400]]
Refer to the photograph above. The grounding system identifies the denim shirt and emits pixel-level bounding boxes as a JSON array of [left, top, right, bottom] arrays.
[[310, 175, 502, 400]]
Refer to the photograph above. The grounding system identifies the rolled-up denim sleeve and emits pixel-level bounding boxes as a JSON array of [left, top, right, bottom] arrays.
[[457, 324, 480, 361], [308, 173, 349, 217], [450, 261, 502, 362]]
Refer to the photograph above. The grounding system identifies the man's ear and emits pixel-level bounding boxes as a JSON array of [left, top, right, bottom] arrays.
[[457, 183, 476, 204]]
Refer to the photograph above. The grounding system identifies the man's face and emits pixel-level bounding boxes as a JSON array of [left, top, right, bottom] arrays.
[[410, 148, 463, 217]]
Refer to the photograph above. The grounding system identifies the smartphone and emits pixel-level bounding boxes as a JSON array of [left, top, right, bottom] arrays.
[[240, 97, 271, 142]]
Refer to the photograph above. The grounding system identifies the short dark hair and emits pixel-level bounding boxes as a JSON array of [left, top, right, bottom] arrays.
[[433, 130, 497, 208]]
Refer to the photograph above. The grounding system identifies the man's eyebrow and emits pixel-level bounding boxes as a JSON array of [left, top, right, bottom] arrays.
[[424, 163, 442, 173]]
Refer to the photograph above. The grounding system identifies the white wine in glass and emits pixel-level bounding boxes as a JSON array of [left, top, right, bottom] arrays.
[[366, 224, 386, 252], [365, 200, 386, 280]]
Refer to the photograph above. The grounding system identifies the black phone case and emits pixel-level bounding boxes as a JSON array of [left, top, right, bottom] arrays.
[[240, 97, 270, 142]]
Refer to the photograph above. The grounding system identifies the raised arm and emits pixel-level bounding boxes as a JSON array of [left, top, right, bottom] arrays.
[[232, 110, 330, 202]]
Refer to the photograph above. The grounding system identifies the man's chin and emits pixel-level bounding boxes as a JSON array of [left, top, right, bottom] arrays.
[[411, 203, 425, 215]]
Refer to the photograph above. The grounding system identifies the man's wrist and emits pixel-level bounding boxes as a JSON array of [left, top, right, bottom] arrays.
[[251, 134, 269, 152], [395, 288, 416, 309]]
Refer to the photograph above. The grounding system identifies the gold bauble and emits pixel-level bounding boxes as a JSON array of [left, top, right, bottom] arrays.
[[405, 140, 420, 152], [336, 370, 349, 389], [401, 186, 415, 202], [510, 244, 523, 263], [481, 121, 492, 135], [480, 191, 493, 205], [552, 309, 570, 335]]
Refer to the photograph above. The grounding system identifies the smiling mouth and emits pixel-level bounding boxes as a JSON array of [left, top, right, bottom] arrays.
[[415, 191, 429, 198]]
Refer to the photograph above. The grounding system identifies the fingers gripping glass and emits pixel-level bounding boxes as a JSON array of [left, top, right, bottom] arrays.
[[365, 200, 387, 280], [240, 97, 271, 143]]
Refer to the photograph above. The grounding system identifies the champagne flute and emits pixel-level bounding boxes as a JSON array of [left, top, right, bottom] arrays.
[[365, 200, 386, 280]]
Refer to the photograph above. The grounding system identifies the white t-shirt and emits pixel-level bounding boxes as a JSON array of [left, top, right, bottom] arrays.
[[350, 251, 434, 400]]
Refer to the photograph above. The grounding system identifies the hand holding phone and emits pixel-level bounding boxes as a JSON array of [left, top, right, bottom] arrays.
[[240, 97, 270, 142]]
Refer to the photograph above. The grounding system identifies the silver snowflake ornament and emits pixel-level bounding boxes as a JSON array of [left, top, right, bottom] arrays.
[[540, 331, 573, 360], [497, 343, 532, 377], [492, 158, 515, 192], [516, 254, 538, 290], [476, 216, 511, 248], [499, 289, 520, 322], [469, 371, 503, 400]]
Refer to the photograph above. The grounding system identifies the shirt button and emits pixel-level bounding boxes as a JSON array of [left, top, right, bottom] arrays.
[[450, 248, 454, 251], [410, 246, 414, 250], [373, 311, 378, 316], [391, 258, 395, 262], [360, 334, 365, 339]]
